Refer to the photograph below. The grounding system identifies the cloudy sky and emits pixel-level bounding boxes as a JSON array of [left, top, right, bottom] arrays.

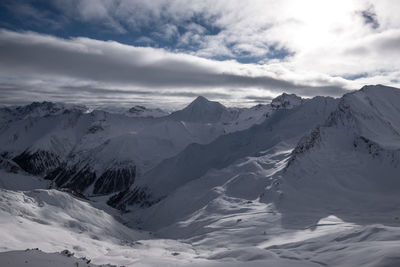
[[0, 0, 399, 109]]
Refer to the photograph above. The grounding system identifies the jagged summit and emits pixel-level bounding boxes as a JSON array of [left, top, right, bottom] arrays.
[[270, 93, 303, 109], [0, 101, 88, 124], [169, 95, 231, 123], [19, 101, 87, 113]]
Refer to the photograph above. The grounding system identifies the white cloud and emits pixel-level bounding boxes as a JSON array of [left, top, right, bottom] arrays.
[[1, 0, 400, 108], [0, 29, 349, 108], [49, 0, 400, 80]]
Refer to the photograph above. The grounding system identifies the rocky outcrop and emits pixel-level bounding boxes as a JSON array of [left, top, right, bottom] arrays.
[[107, 186, 155, 211], [45, 162, 137, 195], [13, 150, 61, 175], [93, 165, 136, 195]]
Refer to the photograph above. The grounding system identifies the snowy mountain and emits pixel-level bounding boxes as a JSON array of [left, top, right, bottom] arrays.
[[2, 85, 400, 267], [169, 96, 233, 123], [0, 101, 88, 125], [270, 93, 303, 109], [264, 84, 400, 227], [110, 95, 338, 209], [0, 95, 282, 196]]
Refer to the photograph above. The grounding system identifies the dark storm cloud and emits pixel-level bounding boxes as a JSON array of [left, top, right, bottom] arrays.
[[360, 9, 379, 29], [0, 30, 347, 100]]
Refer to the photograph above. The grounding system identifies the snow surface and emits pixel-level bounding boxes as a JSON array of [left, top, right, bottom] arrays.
[[0, 170, 49, 191], [0, 249, 98, 267], [2, 86, 400, 266], [0, 95, 290, 195], [129, 95, 338, 200]]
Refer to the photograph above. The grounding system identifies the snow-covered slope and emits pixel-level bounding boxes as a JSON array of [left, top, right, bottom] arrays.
[[0, 95, 295, 196], [2, 85, 400, 267], [110, 95, 338, 209], [0, 188, 149, 264], [103, 85, 400, 267], [0, 169, 49, 191], [264, 84, 400, 228], [0, 249, 98, 267]]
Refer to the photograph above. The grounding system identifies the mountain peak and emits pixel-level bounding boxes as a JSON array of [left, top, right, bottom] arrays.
[[169, 96, 229, 123], [271, 93, 303, 109], [193, 95, 209, 102], [188, 96, 215, 108], [360, 84, 399, 94]]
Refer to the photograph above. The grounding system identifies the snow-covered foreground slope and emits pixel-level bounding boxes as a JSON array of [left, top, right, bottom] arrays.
[[0, 187, 205, 266], [0, 249, 98, 267], [0, 189, 146, 253]]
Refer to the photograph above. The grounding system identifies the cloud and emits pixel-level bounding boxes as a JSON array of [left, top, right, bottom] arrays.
[[0, 29, 350, 108], [1, 1, 66, 29], [360, 8, 380, 29], [1, 1, 400, 108]]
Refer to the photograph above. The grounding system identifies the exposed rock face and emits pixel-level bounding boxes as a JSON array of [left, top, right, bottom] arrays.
[[286, 126, 322, 168], [93, 165, 136, 195], [13, 150, 61, 175], [107, 186, 155, 211], [271, 93, 303, 109], [46, 164, 97, 193], [45, 162, 137, 195]]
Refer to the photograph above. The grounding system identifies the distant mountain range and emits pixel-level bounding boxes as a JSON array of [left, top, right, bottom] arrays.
[[0, 93, 294, 195]]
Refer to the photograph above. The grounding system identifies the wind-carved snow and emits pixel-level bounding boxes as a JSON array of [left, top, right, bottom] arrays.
[[2, 86, 400, 266]]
